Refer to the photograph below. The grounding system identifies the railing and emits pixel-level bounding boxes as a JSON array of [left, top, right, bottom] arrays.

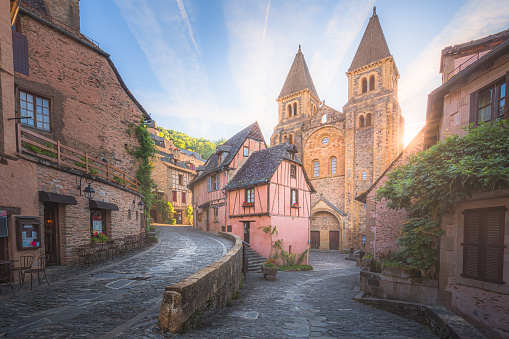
[[16, 124, 139, 191]]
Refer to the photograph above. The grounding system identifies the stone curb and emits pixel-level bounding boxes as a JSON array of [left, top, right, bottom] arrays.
[[353, 295, 487, 339]]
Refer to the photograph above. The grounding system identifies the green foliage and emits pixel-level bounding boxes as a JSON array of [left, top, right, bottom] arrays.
[[171, 218, 177, 225], [297, 249, 309, 264], [154, 199, 175, 224], [23, 141, 57, 158], [375, 120, 509, 273], [158, 127, 225, 160], [186, 205, 194, 224], [278, 265, 313, 271], [258, 225, 278, 236], [129, 120, 156, 214]]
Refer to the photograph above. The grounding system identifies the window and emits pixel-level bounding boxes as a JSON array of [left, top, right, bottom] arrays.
[[359, 115, 365, 128], [330, 157, 337, 175], [366, 113, 372, 126], [128, 210, 131, 220], [245, 188, 254, 203], [198, 213, 202, 221], [470, 78, 507, 125], [207, 176, 212, 192], [213, 208, 218, 222], [179, 174, 183, 185], [19, 90, 50, 131], [172, 191, 177, 202], [182, 192, 186, 204], [361, 171, 368, 180], [369, 75, 375, 91], [189, 163, 195, 170], [321, 114, 327, 123], [287, 104, 293, 117], [362, 78, 367, 93], [291, 189, 298, 206], [322, 137, 329, 146], [214, 174, 219, 190], [293, 102, 298, 116], [313, 161, 319, 177], [288, 134, 293, 144], [290, 164, 296, 178], [243, 146, 249, 157], [463, 207, 505, 284], [283, 135, 288, 143], [12, 28, 29, 75]]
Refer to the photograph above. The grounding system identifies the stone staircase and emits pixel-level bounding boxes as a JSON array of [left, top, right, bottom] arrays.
[[244, 246, 266, 273]]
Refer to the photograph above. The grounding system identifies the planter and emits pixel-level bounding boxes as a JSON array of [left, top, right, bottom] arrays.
[[360, 258, 372, 267], [261, 265, 277, 281], [382, 266, 420, 278]]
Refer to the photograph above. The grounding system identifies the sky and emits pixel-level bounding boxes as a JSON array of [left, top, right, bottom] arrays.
[[80, 0, 509, 146]]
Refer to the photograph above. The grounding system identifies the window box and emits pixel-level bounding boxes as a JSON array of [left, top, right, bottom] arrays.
[[242, 202, 254, 208], [291, 203, 300, 208]]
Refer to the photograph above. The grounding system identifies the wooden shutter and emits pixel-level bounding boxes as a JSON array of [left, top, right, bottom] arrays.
[[505, 72, 509, 120], [463, 210, 480, 279], [469, 92, 478, 125], [172, 191, 177, 202], [12, 30, 29, 75], [483, 207, 505, 283]]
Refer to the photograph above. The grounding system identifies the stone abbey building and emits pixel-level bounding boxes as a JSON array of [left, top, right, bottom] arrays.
[[271, 8, 404, 250]]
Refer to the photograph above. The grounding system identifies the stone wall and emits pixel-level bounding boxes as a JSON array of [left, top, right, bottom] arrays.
[[159, 232, 242, 333]]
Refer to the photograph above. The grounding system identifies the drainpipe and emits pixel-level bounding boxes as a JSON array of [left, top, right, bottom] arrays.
[[221, 167, 227, 232], [373, 200, 377, 259]]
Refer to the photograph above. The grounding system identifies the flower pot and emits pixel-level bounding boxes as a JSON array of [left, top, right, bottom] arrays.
[[261, 265, 277, 280]]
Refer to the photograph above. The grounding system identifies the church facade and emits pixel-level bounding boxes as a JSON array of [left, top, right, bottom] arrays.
[[271, 9, 404, 250]]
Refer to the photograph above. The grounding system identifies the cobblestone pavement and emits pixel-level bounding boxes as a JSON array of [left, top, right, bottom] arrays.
[[166, 251, 437, 339], [0, 226, 233, 338]]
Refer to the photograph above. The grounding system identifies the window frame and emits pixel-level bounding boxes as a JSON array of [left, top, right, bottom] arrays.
[[207, 176, 212, 192], [290, 164, 297, 179], [313, 160, 320, 177], [213, 208, 218, 222], [330, 157, 337, 175], [470, 75, 508, 126], [361, 170, 368, 181], [178, 174, 183, 186], [245, 188, 254, 204], [290, 189, 298, 207], [243, 146, 249, 157], [214, 174, 219, 190], [182, 192, 186, 204], [462, 206, 506, 284], [172, 191, 177, 202], [19, 90, 51, 131]]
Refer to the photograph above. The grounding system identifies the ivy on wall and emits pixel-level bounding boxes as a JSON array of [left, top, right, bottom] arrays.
[[375, 120, 509, 274]]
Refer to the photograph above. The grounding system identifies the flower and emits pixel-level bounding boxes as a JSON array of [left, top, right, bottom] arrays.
[[264, 259, 277, 267]]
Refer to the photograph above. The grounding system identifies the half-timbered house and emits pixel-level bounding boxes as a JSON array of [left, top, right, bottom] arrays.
[[225, 143, 314, 260]]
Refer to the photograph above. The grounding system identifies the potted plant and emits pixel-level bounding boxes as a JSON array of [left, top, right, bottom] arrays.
[[242, 201, 254, 207], [261, 259, 278, 280], [91, 231, 109, 243]]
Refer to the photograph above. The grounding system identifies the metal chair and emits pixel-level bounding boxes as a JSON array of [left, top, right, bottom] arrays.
[[77, 247, 94, 265], [106, 240, 120, 258], [25, 254, 49, 290], [0, 263, 15, 294], [10, 253, 35, 287]]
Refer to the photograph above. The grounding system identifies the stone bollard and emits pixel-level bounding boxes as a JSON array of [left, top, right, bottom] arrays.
[[159, 290, 183, 333]]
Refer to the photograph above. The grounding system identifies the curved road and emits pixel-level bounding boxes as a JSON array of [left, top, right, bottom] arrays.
[[0, 226, 232, 338]]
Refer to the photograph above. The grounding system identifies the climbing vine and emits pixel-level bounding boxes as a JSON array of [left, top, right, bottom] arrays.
[[186, 205, 194, 225], [375, 120, 509, 275], [154, 199, 176, 224]]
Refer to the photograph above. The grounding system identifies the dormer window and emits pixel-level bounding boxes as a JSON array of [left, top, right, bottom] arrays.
[[243, 146, 249, 157]]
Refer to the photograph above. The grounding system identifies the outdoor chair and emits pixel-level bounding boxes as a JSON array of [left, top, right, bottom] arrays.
[[0, 263, 15, 294], [94, 243, 108, 261], [25, 254, 49, 290], [77, 247, 94, 265], [106, 240, 120, 258], [10, 253, 35, 287]]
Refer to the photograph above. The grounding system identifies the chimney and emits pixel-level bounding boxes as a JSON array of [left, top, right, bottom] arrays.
[[46, 0, 80, 32]]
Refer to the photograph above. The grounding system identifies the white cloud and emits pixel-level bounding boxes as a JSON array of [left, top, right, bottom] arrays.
[[400, 0, 509, 145]]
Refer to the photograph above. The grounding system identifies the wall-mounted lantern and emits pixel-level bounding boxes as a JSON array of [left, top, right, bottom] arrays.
[[77, 175, 95, 200]]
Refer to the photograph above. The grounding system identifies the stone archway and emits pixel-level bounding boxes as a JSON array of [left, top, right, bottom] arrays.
[[310, 200, 345, 250]]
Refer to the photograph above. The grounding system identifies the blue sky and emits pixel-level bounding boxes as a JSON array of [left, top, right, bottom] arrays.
[[80, 0, 509, 145]]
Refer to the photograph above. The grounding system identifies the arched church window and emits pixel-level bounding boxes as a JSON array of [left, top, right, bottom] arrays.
[[287, 104, 293, 117], [313, 161, 320, 177], [330, 157, 337, 175], [283, 135, 288, 143], [288, 134, 293, 144], [369, 75, 375, 91], [293, 102, 298, 116], [359, 115, 365, 128], [313, 105, 317, 114], [366, 113, 372, 126], [321, 114, 327, 124], [362, 78, 367, 93], [362, 170, 368, 180]]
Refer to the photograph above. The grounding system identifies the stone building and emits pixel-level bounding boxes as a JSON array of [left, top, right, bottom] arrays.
[[146, 121, 204, 225], [0, 0, 148, 266], [271, 8, 404, 250]]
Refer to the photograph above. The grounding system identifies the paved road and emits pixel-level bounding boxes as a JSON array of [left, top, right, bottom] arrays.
[[0, 226, 232, 338], [170, 251, 437, 339]]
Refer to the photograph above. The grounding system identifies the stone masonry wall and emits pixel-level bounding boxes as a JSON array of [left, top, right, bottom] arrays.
[[159, 232, 242, 333]]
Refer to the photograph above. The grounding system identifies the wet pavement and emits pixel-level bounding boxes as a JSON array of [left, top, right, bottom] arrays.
[[0, 226, 232, 338]]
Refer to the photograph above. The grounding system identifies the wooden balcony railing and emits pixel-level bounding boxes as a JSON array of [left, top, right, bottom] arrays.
[[16, 124, 140, 191]]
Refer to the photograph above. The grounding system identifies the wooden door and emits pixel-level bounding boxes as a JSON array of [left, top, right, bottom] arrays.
[[329, 231, 340, 250], [44, 202, 60, 265], [243, 222, 250, 244], [310, 231, 320, 249]]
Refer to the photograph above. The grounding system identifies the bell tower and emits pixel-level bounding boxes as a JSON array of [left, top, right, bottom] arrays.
[[342, 7, 404, 248]]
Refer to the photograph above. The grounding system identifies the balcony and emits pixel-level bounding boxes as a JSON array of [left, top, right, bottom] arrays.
[[16, 124, 139, 191]]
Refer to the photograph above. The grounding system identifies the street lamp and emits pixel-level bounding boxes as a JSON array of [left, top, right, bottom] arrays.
[[77, 175, 95, 200], [137, 200, 145, 211]]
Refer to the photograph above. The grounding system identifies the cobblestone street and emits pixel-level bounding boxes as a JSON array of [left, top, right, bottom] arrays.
[[0, 226, 232, 338], [175, 251, 437, 339]]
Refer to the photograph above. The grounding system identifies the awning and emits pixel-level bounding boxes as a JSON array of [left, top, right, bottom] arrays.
[[39, 191, 77, 205], [198, 202, 210, 209], [89, 200, 119, 211]]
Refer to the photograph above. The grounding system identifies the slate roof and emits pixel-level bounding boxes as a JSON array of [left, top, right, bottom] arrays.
[[349, 8, 391, 71], [279, 46, 319, 100], [226, 143, 314, 192], [180, 149, 205, 161], [189, 122, 266, 187], [312, 198, 347, 216]]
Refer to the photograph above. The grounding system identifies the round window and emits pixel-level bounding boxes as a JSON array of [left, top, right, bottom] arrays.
[[322, 137, 329, 145]]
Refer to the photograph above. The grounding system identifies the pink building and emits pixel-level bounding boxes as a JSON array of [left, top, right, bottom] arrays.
[[190, 122, 314, 260]]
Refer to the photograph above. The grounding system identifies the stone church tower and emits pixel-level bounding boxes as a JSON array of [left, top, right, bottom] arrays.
[[271, 8, 404, 250]]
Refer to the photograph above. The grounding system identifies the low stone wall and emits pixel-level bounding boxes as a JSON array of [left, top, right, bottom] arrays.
[[158, 232, 242, 333], [360, 270, 439, 304]]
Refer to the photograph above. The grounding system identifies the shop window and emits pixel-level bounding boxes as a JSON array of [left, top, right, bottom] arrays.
[[16, 218, 41, 250], [330, 157, 337, 175], [19, 90, 50, 131], [290, 164, 296, 178], [470, 77, 507, 125], [463, 206, 505, 284], [313, 160, 319, 177], [90, 209, 107, 236]]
